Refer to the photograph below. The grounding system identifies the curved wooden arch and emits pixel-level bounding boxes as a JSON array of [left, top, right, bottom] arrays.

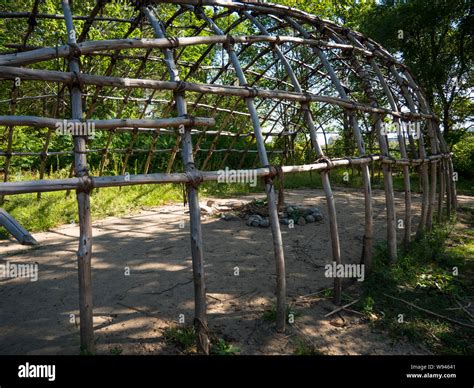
[[0, 0, 455, 355]]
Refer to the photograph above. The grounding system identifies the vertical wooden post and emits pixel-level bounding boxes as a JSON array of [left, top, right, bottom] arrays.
[[438, 157, 446, 221], [348, 54, 397, 263], [62, 0, 94, 354], [288, 18, 377, 264], [401, 71, 438, 232], [403, 70, 455, 217], [0, 84, 18, 205], [37, 90, 62, 200], [245, 12, 342, 302], [144, 7, 210, 353], [425, 120, 439, 231], [194, 7, 287, 329], [388, 65, 431, 237], [366, 57, 412, 250]]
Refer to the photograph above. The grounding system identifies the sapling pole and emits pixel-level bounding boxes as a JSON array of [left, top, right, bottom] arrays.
[[62, 0, 94, 354]]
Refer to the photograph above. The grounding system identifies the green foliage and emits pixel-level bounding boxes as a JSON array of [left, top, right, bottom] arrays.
[[0, 170, 182, 236], [359, 214, 474, 355], [210, 338, 240, 355], [109, 346, 123, 355], [274, 0, 375, 27], [163, 326, 241, 355], [262, 304, 298, 323], [361, 296, 375, 316], [357, 0, 473, 134], [1, 0, 470, 181], [452, 134, 474, 178], [163, 326, 197, 352], [293, 340, 324, 356], [286, 206, 303, 222]]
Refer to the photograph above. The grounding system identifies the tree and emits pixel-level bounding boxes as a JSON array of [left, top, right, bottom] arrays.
[[357, 0, 473, 135]]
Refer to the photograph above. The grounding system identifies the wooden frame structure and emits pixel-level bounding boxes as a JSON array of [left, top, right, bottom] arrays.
[[0, 0, 456, 354]]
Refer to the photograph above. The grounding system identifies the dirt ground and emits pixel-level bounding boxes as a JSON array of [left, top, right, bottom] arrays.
[[1, 188, 470, 355]]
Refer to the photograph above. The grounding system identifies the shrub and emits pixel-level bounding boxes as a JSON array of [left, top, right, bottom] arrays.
[[452, 134, 474, 178]]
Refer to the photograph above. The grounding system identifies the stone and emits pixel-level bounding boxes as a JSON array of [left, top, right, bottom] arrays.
[[297, 216, 306, 226], [200, 205, 214, 214], [313, 213, 323, 222], [304, 207, 321, 216], [259, 218, 270, 227], [305, 215, 315, 223], [222, 212, 240, 221], [247, 214, 263, 227], [280, 218, 290, 225], [286, 206, 295, 214]]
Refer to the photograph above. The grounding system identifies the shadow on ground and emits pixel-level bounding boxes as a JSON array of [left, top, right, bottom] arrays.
[[0, 188, 426, 355]]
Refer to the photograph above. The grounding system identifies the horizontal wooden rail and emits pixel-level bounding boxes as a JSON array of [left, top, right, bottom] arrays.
[[0, 153, 450, 196], [0, 66, 435, 121], [0, 115, 215, 129], [0, 35, 372, 67]]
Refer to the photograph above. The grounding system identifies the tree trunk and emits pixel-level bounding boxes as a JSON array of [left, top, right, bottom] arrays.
[[443, 104, 451, 135]]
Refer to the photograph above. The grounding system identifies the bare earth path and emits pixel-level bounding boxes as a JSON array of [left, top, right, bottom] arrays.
[[2, 188, 470, 355]]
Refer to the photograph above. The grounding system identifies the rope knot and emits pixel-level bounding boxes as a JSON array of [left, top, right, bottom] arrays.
[[174, 80, 187, 94], [224, 34, 236, 51], [71, 70, 84, 92], [183, 114, 196, 128], [78, 175, 94, 193], [316, 155, 334, 171], [184, 163, 203, 189], [67, 42, 82, 59], [242, 83, 258, 98]]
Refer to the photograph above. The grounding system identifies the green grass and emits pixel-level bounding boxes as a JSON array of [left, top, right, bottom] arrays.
[[0, 168, 259, 236], [0, 169, 263, 238], [0, 183, 183, 238], [162, 326, 197, 353], [357, 207, 474, 355], [280, 168, 474, 196], [455, 178, 474, 196], [109, 346, 123, 355], [293, 340, 324, 355], [1, 167, 472, 238], [163, 325, 240, 355], [262, 304, 299, 323], [210, 338, 241, 355]]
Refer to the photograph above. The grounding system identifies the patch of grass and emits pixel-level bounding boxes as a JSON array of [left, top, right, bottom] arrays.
[[109, 346, 123, 355], [293, 340, 324, 355], [162, 326, 197, 353], [358, 208, 474, 355], [455, 177, 474, 196], [201, 180, 263, 197], [163, 325, 241, 355], [320, 288, 334, 298], [5, 167, 469, 238], [210, 338, 241, 355], [0, 169, 183, 236], [262, 304, 299, 323]]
